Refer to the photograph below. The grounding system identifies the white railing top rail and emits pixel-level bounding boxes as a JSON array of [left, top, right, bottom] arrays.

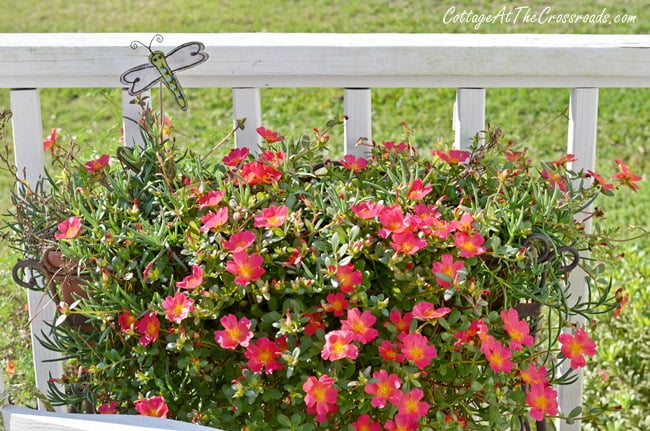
[[1, 33, 649, 88]]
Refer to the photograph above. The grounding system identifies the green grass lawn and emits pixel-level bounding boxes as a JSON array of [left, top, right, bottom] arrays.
[[0, 0, 648, 428]]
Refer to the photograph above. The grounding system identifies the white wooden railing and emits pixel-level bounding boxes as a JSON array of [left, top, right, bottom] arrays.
[[1, 33, 649, 430]]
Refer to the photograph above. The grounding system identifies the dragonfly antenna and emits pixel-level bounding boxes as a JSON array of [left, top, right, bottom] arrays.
[[129, 34, 164, 53]]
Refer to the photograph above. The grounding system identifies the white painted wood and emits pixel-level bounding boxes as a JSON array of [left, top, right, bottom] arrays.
[[453, 88, 485, 150], [232, 87, 261, 153], [9, 89, 64, 412], [556, 88, 599, 431], [0, 34, 648, 88], [121, 89, 147, 148], [0, 370, 5, 404], [343, 89, 372, 157], [1, 405, 221, 431]]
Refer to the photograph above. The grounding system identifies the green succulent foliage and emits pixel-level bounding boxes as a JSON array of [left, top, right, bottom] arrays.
[[2, 107, 635, 430]]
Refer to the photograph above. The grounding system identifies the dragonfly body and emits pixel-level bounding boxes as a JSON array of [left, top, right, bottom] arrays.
[[148, 50, 188, 110], [121, 38, 209, 111]]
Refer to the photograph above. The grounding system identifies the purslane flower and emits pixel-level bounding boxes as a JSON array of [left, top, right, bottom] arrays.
[[363, 369, 402, 408], [526, 383, 558, 421], [161, 292, 194, 324], [245, 336, 284, 374], [214, 314, 253, 349], [321, 330, 359, 361], [54, 216, 82, 240], [558, 328, 597, 369], [176, 265, 203, 290], [303, 375, 338, 423], [136, 312, 160, 346], [135, 395, 168, 418], [225, 251, 265, 285]]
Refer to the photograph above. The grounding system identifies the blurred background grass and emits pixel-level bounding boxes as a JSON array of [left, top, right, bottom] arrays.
[[0, 1, 648, 429]]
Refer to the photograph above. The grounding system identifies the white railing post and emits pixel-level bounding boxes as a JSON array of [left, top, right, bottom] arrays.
[[121, 89, 147, 148], [453, 88, 485, 150], [9, 89, 64, 412], [558, 87, 599, 431], [343, 89, 372, 157], [232, 88, 262, 154]]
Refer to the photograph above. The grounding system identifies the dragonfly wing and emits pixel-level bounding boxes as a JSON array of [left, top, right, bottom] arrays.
[[120, 63, 161, 95], [165, 41, 209, 73]]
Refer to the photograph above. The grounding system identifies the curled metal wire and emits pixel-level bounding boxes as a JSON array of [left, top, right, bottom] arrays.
[[522, 233, 580, 289], [12, 258, 46, 291]]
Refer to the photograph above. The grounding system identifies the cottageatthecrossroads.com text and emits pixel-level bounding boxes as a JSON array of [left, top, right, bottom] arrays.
[[443, 6, 637, 30]]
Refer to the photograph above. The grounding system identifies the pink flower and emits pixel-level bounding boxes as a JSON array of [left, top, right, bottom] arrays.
[[350, 201, 383, 219], [399, 333, 437, 370], [364, 369, 402, 408], [340, 154, 368, 172], [389, 310, 413, 333], [97, 401, 118, 414], [526, 383, 558, 421], [481, 336, 514, 373], [321, 330, 359, 361], [405, 178, 432, 200], [197, 190, 225, 209], [161, 292, 194, 324], [412, 302, 451, 320], [199, 207, 229, 232], [84, 154, 110, 173], [134, 395, 168, 418], [214, 314, 253, 349], [432, 149, 470, 165], [549, 153, 577, 167], [303, 375, 338, 423], [558, 328, 597, 369], [222, 147, 250, 166], [586, 170, 615, 191], [43, 128, 58, 152], [541, 168, 568, 192], [225, 251, 265, 285], [256, 126, 284, 143], [333, 264, 363, 293], [303, 312, 325, 336], [454, 231, 487, 258], [175, 265, 203, 290], [453, 318, 489, 346], [352, 414, 381, 431], [389, 232, 427, 255], [384, 415, 418, 431], [341, 308, 378, 344], [520, 363, 549, 386], [222, 230, 256, 253], [378, 205, 415, 238], [450, 212, 475, 233], [324, 292, 348, 317], [117, 311, 136, 332], [136, 312, 160, 346], [396, 388, 429, 421], [382, 141, 410, 154], [431, 254, 465, 287], [612, 159, 642, 191], [54, 216, 82, 240], [254, 204, 288, 228], [238, 161, 282, 185], [260, 151, 285, 168], [378, 340, 404, 363], [245, 337, 284, 374], [500, 308, 534, 350]]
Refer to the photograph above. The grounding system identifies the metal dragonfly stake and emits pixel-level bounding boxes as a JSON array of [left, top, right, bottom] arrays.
[[120, 34, 209, 111]]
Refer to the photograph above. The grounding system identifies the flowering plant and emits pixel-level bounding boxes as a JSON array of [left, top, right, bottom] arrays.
[[3, 108, 641, 430]]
